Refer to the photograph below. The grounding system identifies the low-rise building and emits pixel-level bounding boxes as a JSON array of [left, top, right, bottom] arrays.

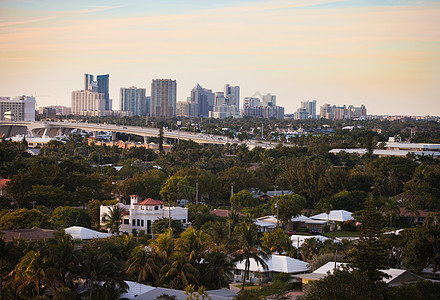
[[100, 195, 188, 234]]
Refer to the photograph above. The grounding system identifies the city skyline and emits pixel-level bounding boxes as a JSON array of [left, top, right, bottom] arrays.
[[1, 0, 439, 116]]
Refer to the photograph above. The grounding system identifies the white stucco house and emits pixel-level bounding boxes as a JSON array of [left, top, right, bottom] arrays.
[[234, 254, 310, 283], [100, 195, 188, 234]]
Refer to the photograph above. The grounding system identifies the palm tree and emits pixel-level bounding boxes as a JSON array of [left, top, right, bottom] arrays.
[[126, 246, 160, 283], [75, 246, 127, 299], [150, 228, 175, 265], [13, 250, 49, 298], [178, 227, 209, 264], [46, 231, 78, 288], [104, 204, 126, 235], [300, 238, 323, 262], [230, 222, 269, 291], [159, 252, 200, 289], [203, 247, 234, 289], [380, 197, 400, 228]]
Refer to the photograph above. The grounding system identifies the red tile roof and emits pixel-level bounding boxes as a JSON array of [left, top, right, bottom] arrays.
[[135, 198, 164, 206], [211, 209, 245, 218], [0, 178, 10, 190]]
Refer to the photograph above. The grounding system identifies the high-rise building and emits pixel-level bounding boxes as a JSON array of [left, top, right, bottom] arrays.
[[243, 97, 260, 108], [262, 93, 276, 107], [224, 84, 240, 109], [300, 100, 317, 119], [97, 75, 110, 110], [120, 86, 147, 116], [0, 96, 35, 121], [320, 104, 366, 119], [145, 96, 151, 116], [84, 73, 111, 110], [190, 84, 215, 117], [150, 79, 177, 117], [71, 90, 105, 116]]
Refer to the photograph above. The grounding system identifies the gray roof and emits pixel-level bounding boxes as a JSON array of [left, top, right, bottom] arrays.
[[135, 287, 236, 300]]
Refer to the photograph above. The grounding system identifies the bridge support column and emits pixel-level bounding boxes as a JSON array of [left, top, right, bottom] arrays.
[[112, 132, 117, 141], [93, 131, 98, 138], [42, 128, 48, 138], [143, 136, 148, 144]]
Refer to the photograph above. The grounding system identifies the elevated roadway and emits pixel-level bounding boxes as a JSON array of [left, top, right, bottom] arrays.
[[0, 121, 283, 149]]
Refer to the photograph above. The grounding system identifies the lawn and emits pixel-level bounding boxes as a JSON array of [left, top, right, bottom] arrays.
[[322, 230, 359, 238]]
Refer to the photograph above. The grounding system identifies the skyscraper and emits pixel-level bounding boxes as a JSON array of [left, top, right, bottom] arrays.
[[84, 73, 111, 110], [262, 93, 276, 107], [120, 86, 147, 116], [0, 96, 35, 121], [190, 84, 214, 117], [150, 79, 177, 117], [224, 84, 240, 109], [300, 100, 317, 119], [97, 74, 110, 110]]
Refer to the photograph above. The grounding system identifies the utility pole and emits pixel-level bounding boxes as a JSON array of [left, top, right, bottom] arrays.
[[30, 201, 36, 209], [230, 182, 234, 211], [274, 186, 279, 228], [195, 180, 199, 205]]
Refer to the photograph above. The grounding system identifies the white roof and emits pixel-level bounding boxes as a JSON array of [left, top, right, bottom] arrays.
[[65, 226, 112, 240], [329, 148, 440, 157], [313, 262, 418, 285], [290, 234, 332, 248], [120, 281, 155, 299], [256, 215, 278, 223], [310, 210, 353, 222], [254, 220, 277, 228], [235, 254, 310, 274], [291, 215, 312, 222]]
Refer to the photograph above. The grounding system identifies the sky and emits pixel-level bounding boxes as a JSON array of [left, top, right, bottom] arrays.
[[0, 0, 439, 116]]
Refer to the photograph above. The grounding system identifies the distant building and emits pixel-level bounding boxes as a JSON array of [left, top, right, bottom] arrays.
[[243, 97, 260, 108], [262, 93, 276, 107], [71, 89, 106, 116], [298, 100, 317, 119], [191, 84, 215, 117], [320, 104, 366, 119], [209, 91, 240, 119], [120, 86, 147, 116], [150, 79, 177, 117], [176, 98, 198, 117], [0, 96, 36, 121], [243, 105, 284, 119], [38, 105, 71, 116], [293, 108, 309, 120], [85, 73, 111, 110], [224, 84, 240, 111]]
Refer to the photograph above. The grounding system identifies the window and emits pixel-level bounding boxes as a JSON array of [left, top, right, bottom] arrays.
[[141, 220, 144, 227], [147, 220, 151, 233], [154, 206, 159, 210], [137, 219, 140, 227], [123, 219, 129, 225], [101, 216, 106, 222]]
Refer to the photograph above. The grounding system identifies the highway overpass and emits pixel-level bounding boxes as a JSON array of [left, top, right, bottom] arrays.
[[0, 121, 282, 149]]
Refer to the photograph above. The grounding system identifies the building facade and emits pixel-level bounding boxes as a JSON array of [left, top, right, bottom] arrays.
[[320, 104, 366, 119], [85, 73, 111, 110], [150, 79, 177, 117], [224, 84, 240, 111], [190, 84, 215, 117], [100, 195, 188, 234], [71, 90, 106, 116], [0, 96, 36, 121], [120, 86, 147, 116]]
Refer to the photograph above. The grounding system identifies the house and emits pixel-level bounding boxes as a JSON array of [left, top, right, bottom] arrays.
[[294, 262, 421, 287], [252, 190, 294, 203], [99, 195, 188, 234], [0, 227, 57, 242], [211, 209, 245, 218], [234, 254, 310, 284], [0, 177, 10, 196], [399, 207, 430, 224], [254, 215, 279, 232], [65, 226, 112, 240], [290, 234, 332, 248], [310, 210, 353, 231], [289, 215, 329, 233]]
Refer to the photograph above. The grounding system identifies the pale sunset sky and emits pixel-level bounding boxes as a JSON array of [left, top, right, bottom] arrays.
[[1, 0, 439, 115]]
